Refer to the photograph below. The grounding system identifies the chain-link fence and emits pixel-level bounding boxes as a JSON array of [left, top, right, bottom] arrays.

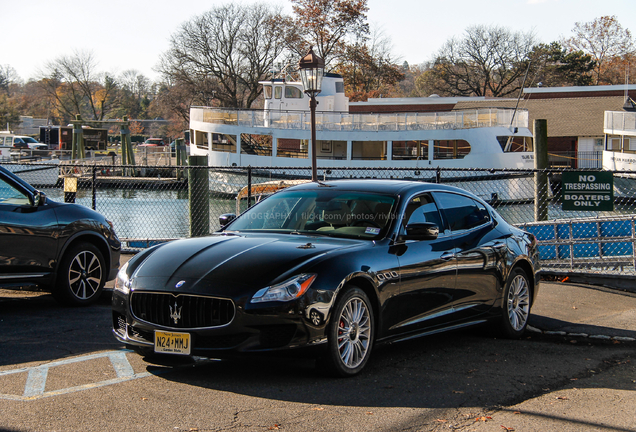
[[3, 161, 636, 275]]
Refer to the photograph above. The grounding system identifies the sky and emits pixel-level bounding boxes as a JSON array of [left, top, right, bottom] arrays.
[[3, 0, 636, 83]]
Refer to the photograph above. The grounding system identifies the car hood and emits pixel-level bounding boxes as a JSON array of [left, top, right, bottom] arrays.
[[130, 233, 364, 296]]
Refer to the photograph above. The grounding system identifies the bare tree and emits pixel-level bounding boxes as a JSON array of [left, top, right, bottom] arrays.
[[428, 25, 537, 97], [286, 0, 369, 68], [0, 65, 21, 94], [563, 16, 635, 85], [159, 3, 287, 109], [39, 50, 118, 122]]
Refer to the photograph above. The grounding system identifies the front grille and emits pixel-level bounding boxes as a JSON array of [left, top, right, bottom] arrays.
[[131, 292, 235, 329]]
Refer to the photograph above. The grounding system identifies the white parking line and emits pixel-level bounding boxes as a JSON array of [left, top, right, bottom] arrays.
[[0, 350, 154, 401]]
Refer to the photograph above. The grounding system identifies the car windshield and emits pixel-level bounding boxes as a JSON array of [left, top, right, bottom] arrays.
[[227, 189, 396, 239], [23, 137, 39, 143]]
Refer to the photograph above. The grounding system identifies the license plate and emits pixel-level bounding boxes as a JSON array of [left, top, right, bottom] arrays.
[[154, 331, 191, 355]]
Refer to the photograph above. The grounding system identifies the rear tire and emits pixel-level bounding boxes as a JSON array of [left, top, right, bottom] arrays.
[[500, 267, 531, 339], [317, 286, 374, 377], [53, 242, 106, 306]]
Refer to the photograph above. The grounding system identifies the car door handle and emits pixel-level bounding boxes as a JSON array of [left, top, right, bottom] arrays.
[[441, 252, 455, 260]]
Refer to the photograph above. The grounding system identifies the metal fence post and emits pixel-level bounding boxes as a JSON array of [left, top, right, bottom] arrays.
[[92, 165, 96, 210], [247, 166, 252, 209], [188, 156, 209, 237], [534, 119, 549, 221]]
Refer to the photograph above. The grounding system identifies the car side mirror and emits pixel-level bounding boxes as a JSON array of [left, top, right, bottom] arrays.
[[402, 222, 439, 241], [219, 213, 236, 228], [32, 191, 47, 207]]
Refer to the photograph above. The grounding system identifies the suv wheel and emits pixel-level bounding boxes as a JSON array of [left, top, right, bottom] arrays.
[[54, 242, 106, 306]]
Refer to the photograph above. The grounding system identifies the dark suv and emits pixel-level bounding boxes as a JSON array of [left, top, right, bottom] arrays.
[[0, 165, 121, 305]]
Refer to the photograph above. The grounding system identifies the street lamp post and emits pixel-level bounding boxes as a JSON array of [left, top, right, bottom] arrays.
[[298, 46, 325, 182]]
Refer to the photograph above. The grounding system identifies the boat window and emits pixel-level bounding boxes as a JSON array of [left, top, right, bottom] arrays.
[[240, 133, 272, 156], [392, 141, 428, 160], [263, 85, 272, 99], [274, 86, 282, 99], [352, 141, 387, 160], [285, 86, 303, 99], [335, 82, 344, 93], [194, 130, 208, 150], [497, 136, 533, 152], [211, 133, 236, 153], [626, 138, 635, 153], [433, 140, 470, 159], [277, 138, 308, 159], [607, 137, 621, 151]]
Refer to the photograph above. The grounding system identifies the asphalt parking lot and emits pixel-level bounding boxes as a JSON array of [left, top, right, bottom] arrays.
[[0, 280, 635, 432]]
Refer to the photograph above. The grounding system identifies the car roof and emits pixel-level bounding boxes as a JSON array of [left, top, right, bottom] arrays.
[[283, 179, 481, 199]]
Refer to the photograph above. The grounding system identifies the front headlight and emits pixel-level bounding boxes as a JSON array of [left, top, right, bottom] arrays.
[[114, 261, 131, 294], [251, 274, 317, 303]]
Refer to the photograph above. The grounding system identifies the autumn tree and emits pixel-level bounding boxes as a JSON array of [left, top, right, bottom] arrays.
[[39, 50, 118, 122], [287, 0, 369, 68], [159, 3, 287, 110], [336, 27, 404, 101], [563, 16, 635, 85], [426, 25, 537, 97]]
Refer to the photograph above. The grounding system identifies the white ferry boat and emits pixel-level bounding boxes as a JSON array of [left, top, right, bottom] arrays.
[[189, 74, 534, 196]]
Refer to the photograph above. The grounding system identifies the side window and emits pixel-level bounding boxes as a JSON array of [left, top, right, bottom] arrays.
[[274, 86, 282, 99], [0, 178, 30, 206], [263, 85, 272, 99], [403, 194, 443, 229], [285, 86, 303, 98], [435, 192, 490, 232]]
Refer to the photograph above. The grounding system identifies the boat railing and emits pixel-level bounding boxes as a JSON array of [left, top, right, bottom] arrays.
[[605, 111, 636, 135], [192, 107, 529, 131]]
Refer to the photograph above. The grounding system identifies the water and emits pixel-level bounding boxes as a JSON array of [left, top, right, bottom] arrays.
[[41, 188, 236, 240]]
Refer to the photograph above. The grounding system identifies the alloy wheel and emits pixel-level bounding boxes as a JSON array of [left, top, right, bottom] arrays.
[[68, 250, 103, 300], [507, 273, 530, 331], [337, 296, 372, 369]]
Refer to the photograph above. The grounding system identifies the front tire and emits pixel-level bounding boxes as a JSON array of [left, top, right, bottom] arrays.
[[53, 242, 106, 306], [500, 267, 531, 338], [318, 286, 374, 377]]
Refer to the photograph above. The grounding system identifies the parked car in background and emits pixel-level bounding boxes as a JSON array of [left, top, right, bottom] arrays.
[[113, 180, 540, 376], [0, 134, 46, 150], [139, 138, 165, 147], [0, 165, 121, 305]]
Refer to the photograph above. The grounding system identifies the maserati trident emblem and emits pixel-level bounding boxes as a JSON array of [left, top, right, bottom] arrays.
[[169, 301, 182, 325], [175, 280, 186, 288]]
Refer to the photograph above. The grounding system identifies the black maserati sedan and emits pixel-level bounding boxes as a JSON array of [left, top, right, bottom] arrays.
[[112, 180, 539, 376], [0, 165, 121, 305]]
